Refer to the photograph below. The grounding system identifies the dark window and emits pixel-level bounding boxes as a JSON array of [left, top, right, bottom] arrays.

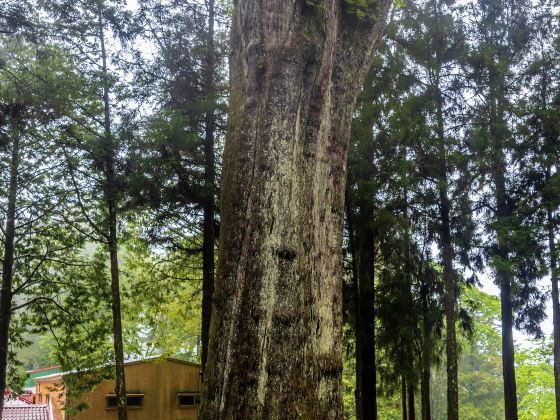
[[178, 393, 201, 408], [106, 396, 117, 408], [106, 394, 144, 409], [127, 395, 144, 407]]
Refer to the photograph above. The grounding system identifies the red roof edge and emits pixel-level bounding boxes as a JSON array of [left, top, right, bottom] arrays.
[[26, 365, 61, 374], [17, 395, 33, 404]]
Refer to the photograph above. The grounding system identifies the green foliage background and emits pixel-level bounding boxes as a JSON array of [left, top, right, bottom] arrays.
[[342, 287, 556, 419]]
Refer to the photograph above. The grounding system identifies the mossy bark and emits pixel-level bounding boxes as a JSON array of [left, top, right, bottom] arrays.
[[200, 1, 390, 418]]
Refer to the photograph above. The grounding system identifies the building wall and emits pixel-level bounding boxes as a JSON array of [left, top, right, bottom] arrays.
[[35, 377, 66, 420], [36, 359, 201, 420]]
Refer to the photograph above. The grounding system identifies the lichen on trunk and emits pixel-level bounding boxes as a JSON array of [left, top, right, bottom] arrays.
[[200, 1, 390, 418]]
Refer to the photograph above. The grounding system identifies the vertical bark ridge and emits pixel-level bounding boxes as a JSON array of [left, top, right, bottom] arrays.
[[201, 1, 390, 418]]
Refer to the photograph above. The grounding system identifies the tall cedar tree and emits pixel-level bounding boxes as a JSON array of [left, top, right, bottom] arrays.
[[347, 32, 447, 419], [389, 2, 476, 418], [522, 0, 560, 413], [466, 0, 547, 417], [129, 0, 227, 370], [201, 1, 391, 417], [37, 1, 137, 417], [346, 68, 379, 420], [0, 40, 86, 414], [201, 0, 217, 374]]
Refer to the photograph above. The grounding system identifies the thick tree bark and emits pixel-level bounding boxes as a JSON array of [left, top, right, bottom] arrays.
[[98, 4, 127, 419], [201, 0, 216, 373], [0, 135, 19, 419], [200, 1, 390, 418]]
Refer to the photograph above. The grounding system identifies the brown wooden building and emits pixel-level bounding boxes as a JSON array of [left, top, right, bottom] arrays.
[[33, 357, 201, 420]]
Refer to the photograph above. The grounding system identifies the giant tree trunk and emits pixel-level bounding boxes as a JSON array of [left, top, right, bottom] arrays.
[[0, 135, 19, 418], [200, 1, 390, 418], [98, 4, 127, 419], [201, 0, 216, 373]]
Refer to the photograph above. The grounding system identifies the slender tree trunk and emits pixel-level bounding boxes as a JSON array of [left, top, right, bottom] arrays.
[[420, 361, 430, 420], [439, 189, 458, 420], [107, 204, 127, 420], [401, 193, 416, 420], [200, 0, 216, 374], [349, 87, 377, 419], [98, 4, 127, 419], [0, 135, 19, 418], [402, 376, 408, 420], [354, 225, 376, 420], [490, 98, 517, 420], [354, 311, 364, 420], [498, 260, 517, 420], [541, 66, 560, 419], [200, 2, 390, 418], [346, 207, 363, 420], [548, 207, 560, 419], [408, 381, 416, 420], [421, 292, 431, 420], [494, 162, 517, 420], [433, 48, 458, 418]]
